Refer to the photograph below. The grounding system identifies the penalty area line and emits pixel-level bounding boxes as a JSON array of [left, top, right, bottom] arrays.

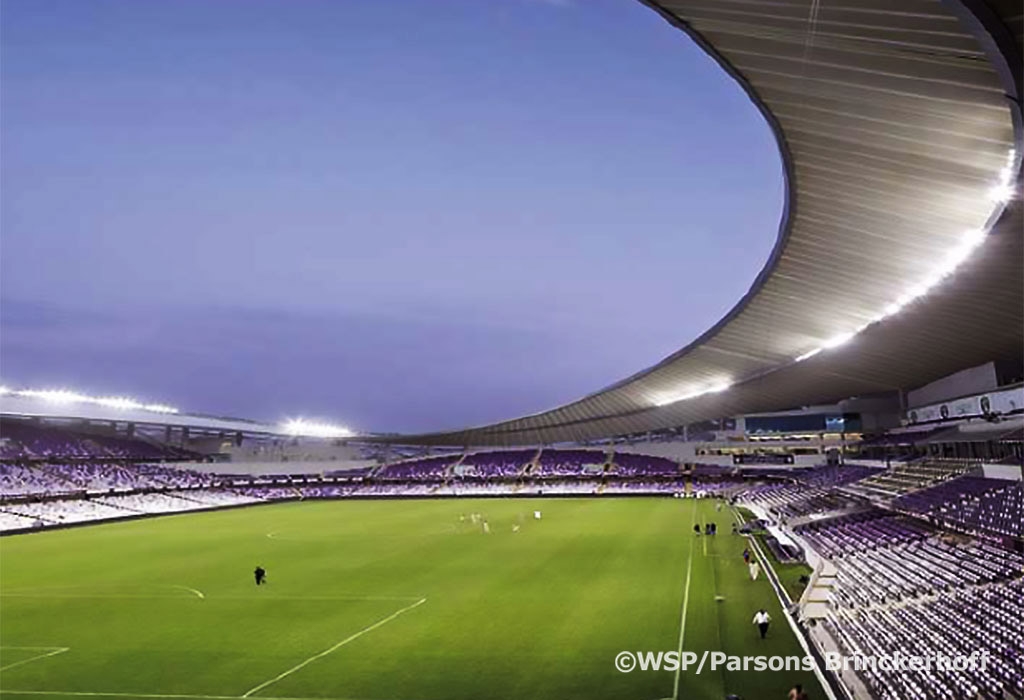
[[0, 646, 70, 673], [240, 597, 428, 698]]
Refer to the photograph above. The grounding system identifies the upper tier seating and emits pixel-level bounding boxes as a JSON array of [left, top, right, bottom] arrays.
[[374, 455, 457, 481], [457, 450, 534, 478], [847, 459, 977, 497], [610, 453, 680, 476], [0, 421, 198, 461], [533, 449, 607, 477]]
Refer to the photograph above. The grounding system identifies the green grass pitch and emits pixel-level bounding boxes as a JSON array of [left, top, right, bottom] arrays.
[[0, 498, 821, 700]]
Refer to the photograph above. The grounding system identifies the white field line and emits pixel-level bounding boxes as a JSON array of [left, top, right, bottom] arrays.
[[731, 508, 839, 700], [241, 597, 428, 698], [0, 646, 70, 672], [169, 586, 205, 599], [670, 504, 697, 700]]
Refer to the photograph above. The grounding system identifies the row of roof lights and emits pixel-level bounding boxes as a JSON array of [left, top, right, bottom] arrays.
[[651, 378, 733, 407], [280, 418, 354, 439], [793, 149, 1018, 365], [990, 151, 1018, 203], [0, 385, 354, 438], [654, 149, 1018, 406], [0, 386, 179, 414]]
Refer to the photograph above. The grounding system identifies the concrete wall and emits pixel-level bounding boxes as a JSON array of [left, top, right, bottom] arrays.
[[980, 464, 1024, 481], [613, 442, 696, 462], [908, 362, 998, 408]]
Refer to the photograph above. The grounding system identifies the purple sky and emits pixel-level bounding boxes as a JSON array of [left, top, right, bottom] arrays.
[[0, 0, 783, 433]]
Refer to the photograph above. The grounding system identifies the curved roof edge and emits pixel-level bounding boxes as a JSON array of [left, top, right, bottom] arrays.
[[379, 0, 1023, 446]]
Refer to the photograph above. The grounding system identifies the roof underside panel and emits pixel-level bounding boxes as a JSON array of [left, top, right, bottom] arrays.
[[380, 0, 1022, 447]]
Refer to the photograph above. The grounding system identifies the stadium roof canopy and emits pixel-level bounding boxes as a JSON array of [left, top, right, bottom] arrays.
[[385, 0, 1024, 447], [0, 393, 285, 436]]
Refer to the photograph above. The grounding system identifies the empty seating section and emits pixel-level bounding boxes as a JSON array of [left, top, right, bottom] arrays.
[[0, 510, 38, 530], [133, 463, 216, 488], [894, 475, 1024, 537], [2, 490, 260, 527], [826, 580, 1024, 700], [829, 537, 1019, 608], [602, 479, 686, 494], [610, 453, 679, 476], [458, 450, 533, 477], [374, 455, 457, 481], [320, 466, 374, 480], [894, 475, 1004, 513], [691, 478, 744, 498], [0, 462, 212, 496], [937, 481, 1023, 538], [849, 459, 977, 497], [533, 449, 606, 477], [0, 421, 196, 460], [0, 457, 223, 531], [735, 465, 878, 519], [739, 482, 842, 518], [796, 512, 931, 558], [798, 510, 1024, 699], [0, 463, 63, 496], [795, 464, 882, 488]]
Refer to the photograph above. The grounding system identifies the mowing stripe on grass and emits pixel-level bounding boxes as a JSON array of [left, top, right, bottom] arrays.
[[0, 691, 237, 699], [0, 646, 70, 673], [240, 597, 428, 697], [0, 593, 420, 602], [0, 594, 197, 600], [0, 691, 394, 700], [669, 504, 697, 700]]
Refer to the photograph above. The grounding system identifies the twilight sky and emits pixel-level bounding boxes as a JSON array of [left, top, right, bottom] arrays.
[[0, 0, 782, 433]]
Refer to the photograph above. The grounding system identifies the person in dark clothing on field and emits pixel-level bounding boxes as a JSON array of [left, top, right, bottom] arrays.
[[694, 524, 701, 535], [254, 566, 266, 586]]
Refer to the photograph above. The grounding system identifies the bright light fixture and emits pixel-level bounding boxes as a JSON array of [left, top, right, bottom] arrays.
[[821, 332, 855, 349], [789, 152, 1014, 366], [0, 386, 179, 414], [651, 378, 733, 407], [794, 348, 822, 362], [280, 418, 353, 439], [989, 184, 1014, 203], [143, 404, 179, 414]]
